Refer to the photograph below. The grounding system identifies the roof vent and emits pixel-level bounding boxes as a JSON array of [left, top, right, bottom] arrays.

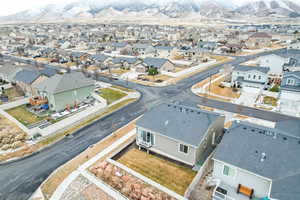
[[260, 152, 266, 162], [283, 137, 287, 141], [164, 120, 169, 126]]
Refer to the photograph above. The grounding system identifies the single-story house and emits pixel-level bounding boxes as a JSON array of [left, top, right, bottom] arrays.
[[35, 72, 95, 112], [136, 57, 175, 73], [231, 65, 270, 92], [0, 64, 22, 82], [136, 103, 225, 166], [279, 71, 300, 116], [213, 121, 300, 200], [246, 32, 272, 49], [110, 57, 141, 70], [288, 41, 300, 50], [257, 54, 286, 77]]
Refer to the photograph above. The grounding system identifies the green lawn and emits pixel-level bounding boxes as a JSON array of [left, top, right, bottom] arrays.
[[117, 148, 197, 195], [6, 105, 48, 126], [99, 88, 127, 104]]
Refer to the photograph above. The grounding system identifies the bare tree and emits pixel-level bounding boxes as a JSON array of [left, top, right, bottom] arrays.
[[222, 64, 233, 82]]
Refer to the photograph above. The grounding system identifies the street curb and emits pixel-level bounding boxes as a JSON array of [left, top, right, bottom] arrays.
[[0, 90, 141, 166]]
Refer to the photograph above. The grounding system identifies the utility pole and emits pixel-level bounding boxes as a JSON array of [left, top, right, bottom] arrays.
[[208, 72, 212, 97]]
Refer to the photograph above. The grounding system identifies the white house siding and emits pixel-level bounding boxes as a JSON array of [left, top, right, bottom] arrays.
[[288, 42, 300, 50], [231, 70, 268, 87], [195, 117, 225, 163], [279, 90, 300, 115], [136, 126, 196, 166], [258, 55, 285, 76], [213, 159, 271, 198]]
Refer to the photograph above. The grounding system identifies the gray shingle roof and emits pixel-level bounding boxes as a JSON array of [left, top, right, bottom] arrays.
[[36, 72, 95, 94], [275, 119, 300, 138], [39, 68, 57, 77], [234, 65, 270, 74], [213, 121, 300, 200], [90, 54, 109, 62], [14, 69, 41, 84], [143, 57, 169, 68], [136, 103, 221, 147]]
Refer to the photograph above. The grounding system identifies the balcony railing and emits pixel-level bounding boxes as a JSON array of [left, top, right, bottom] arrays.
[[213, 191, 235, 200], [137, 139, 152, 148]]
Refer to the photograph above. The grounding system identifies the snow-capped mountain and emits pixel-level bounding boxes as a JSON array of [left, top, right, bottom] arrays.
[[1, 0, 300, 22], [236, 0, 300, 17]]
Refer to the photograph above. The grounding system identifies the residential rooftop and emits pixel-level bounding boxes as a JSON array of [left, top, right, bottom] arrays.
[[213, 121, 300, 200], [136, 103, 222, 147]]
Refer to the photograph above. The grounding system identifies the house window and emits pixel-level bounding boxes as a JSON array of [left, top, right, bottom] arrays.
[[179, 144, 189, 154], [253, 75, 256, 79], [141, 130, 154, 145], [248, 74, 250, 79], [223, 165, 235, 177], [286, 78, 295, 86], [258, 75, 261, 80]]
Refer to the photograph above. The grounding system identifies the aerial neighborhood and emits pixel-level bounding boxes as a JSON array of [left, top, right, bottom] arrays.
[[0, 1, 300, 200]]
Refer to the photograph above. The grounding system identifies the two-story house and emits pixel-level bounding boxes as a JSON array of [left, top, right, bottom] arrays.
[[135, 103, 225, 167], [212, 121, 300, 200], [231, 65, 270, 92], [279, 71, 300, 116]]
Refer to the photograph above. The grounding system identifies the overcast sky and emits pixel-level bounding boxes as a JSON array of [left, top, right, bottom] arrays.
[[0, 0, 75, 16]]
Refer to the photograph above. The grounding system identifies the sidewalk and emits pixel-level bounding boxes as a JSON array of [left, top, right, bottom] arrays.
[[49, 129, 136, 200]]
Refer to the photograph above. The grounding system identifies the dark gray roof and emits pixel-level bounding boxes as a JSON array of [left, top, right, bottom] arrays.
[[36, 72, 95, 94], [0, 65, 21, 76], [234, 65, 270, 74], [136, 103, 221, 146], [283, 71, 300, 79], [14, 69, 41, 84], [143, 57, 169, 68], [70, 52, 87, 58], [236, 77, 265, 85], [39, 68, 57, 77], [90, 54, 109, 62], [213, 121, 300, 200], [275, 119, 300, 138], [111, 57, 138, 65]]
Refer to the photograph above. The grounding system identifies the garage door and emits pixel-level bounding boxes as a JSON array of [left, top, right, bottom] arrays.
[[242, 86, 261, 94]]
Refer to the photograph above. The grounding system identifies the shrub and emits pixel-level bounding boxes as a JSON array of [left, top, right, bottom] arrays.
[[269, 85, 280, 92]]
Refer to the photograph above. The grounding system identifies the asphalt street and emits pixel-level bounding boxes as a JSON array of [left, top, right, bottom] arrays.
[[0, 48, 297, 200]]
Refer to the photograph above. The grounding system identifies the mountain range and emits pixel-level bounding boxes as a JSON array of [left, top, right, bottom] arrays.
[[1, 0, 300, 22]]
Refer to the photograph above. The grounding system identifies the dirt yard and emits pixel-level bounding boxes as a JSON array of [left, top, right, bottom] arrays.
[[117, 148, 197, 195], [41, 118, 138, 199], [0, 115, 27, 151]]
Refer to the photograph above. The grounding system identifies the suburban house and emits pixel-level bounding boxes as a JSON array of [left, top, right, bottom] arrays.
[[275, 119, 300, 138], [279, 71, 300, 116], [0, 64, 22, 82], [212, 121, 300, 200], [135, 103, 225, 166], [136, 57, 175, 73], [246, 32, 272, 49], [288, 41, 300, 50], [231, 65, 270, 92], [35, 72, 95, 112], [131, 43, 155, 56], [109, 57, 140, 70], [13, 69, 49, 96], [257, 54, 286, 77]]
